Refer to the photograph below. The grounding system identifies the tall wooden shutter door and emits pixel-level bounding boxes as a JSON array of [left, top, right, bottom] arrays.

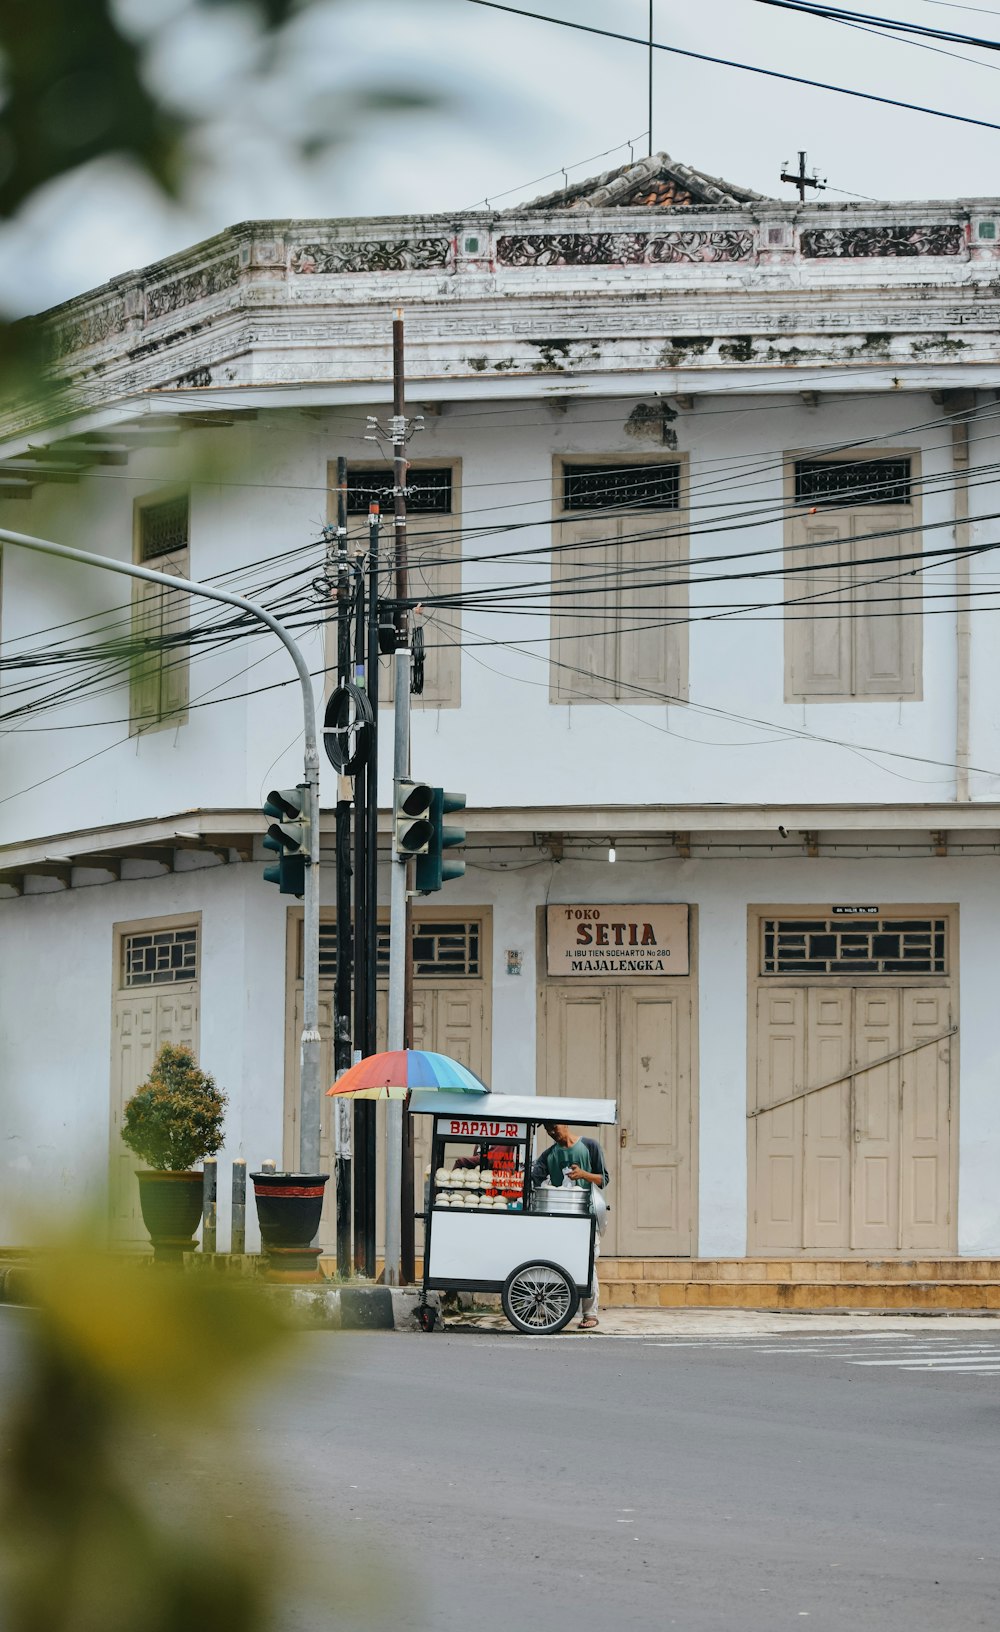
[[415, 528, 461, 705], [787, 513, 853, 698], [619, 513, 687, 701], [851, 511, 919, 697], [130, 580, 164, 726], [159, 553, 190, 719], [752, 987, 806, 1250], [551, 517, 618, 701]]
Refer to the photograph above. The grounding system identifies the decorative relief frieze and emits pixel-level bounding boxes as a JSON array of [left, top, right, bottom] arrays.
[[289, 237, 451, 274], [48, 300, 128, 358], [496, 230, 754, 267], [145, 257, 241, 319], [801, 225, 964, 259]]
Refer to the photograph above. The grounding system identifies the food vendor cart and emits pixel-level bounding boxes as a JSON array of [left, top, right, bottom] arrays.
[[409, 1091, 616, 1335]]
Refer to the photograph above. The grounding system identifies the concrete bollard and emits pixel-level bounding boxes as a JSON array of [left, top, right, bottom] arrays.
[[202, 1158, 217, 1256], [231, 1159, 247, 1256]]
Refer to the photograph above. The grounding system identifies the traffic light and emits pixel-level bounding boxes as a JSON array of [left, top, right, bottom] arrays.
[[394, 779, 434, 858], [262, 786, 309, 896], [416, 788, 466, 894]]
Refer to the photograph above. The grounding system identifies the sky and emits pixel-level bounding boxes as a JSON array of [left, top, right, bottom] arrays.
[[4, 0, 1000, 316]]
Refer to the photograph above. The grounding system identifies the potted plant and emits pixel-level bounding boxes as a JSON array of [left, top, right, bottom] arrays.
[[250, 1167, 330, 1282], [122, 1044, 226, 1262]]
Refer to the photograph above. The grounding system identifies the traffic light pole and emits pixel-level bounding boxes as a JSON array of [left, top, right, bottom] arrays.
[[0, 525, 325, 1175], [386, 644, 410, 1286]]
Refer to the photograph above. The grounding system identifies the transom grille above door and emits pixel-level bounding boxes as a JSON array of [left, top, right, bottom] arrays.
[[761, 917, 947, 976], [309, 920, 480, 981]]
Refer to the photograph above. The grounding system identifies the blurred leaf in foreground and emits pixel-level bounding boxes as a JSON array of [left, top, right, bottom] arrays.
[[0, 1247, 295, 1632]]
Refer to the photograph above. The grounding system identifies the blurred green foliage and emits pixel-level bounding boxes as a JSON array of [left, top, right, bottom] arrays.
[[0, 0, 310, 220], [0, 1249, 294, 1632], [122, 1044, 227, 1172]]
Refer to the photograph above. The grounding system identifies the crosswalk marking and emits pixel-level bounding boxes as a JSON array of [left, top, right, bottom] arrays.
[[640, 1332, 1000, 1376]]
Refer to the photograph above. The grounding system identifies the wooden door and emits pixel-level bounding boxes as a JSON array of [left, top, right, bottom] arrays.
[[899, 989, 953, 1251], [851, 989, 901, 1252], [110, 985, 198, 1238], [617, 988, 693, 1256], [289, 967, 487, 1257], [803, 989, 852, 1252], [752, 987, 806, 1250], [752, 983, 954, 1254], [539, 986, 619, 1249], [539, 984, 694, 1257]]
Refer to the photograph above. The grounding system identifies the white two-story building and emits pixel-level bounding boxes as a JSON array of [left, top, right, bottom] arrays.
[[3, 151, 1000, 1267]]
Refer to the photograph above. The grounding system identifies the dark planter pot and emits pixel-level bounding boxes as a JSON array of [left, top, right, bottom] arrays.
[[136, 1170, 204, 1263], [251, 1172, 329, 1282]]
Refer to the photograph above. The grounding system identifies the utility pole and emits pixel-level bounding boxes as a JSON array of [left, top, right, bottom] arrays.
[[385, 307, 412, 1288], [647, 0, 654, 159], [332, 456, 353, 1276], [780, 151, 826, 203], [0, 525, 324, 1170], [360, 499, 380, 1275]]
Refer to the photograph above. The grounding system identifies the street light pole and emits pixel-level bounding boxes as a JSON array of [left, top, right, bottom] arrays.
[[0, 524, 324, 1173]]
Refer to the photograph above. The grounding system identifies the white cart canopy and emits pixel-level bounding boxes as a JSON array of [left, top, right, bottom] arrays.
[[408, 1091, 616, 1126]]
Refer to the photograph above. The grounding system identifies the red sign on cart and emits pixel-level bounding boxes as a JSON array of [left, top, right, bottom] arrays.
[[444, 1119, 526, 1139]]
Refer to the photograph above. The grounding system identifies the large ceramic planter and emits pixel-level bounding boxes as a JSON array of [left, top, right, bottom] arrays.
[[136, 1169, 204, 1263], [251, 1171, 329, 1282]]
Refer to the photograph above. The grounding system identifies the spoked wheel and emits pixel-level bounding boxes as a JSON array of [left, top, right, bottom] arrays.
[[502, 1260, 580, 1336]]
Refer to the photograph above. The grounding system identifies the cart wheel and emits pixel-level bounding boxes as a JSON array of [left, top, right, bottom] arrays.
[[501, 1261, 579, 1336], [417, 1304, 438, 1333]]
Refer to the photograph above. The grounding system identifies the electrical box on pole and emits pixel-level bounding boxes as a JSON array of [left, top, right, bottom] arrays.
[[416, 788, 466, 894], [262, 786, 309, 896]]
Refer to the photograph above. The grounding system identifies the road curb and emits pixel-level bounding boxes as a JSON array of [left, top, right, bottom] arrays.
[[260, 1283, 433, 1331]]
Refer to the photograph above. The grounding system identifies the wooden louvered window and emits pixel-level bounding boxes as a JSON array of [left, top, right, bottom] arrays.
[[325, 462, 461, 709], [130, 490, 190, 732], [549, 457, 688, 704], [784, 455, 921, 702]]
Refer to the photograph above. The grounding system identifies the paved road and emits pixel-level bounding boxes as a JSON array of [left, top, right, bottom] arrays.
[[3, 1311, 999, 1631]]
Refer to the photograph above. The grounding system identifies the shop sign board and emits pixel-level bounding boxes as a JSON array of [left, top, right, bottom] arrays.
[[546, 904, 690, 977], [439, 1117, 527, 1140]]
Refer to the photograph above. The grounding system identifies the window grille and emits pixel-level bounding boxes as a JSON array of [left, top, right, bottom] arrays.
[[139, 495, 189, 561], [794, 459, 911, 508], [563, 462, 680, 512], [311, 920, 480, 980], [412, 920, 480, 978], [346, 467, 453, 516], [761, 917, 946, 976], [123, 926, 198, 986], [316, 924, 390, 981]]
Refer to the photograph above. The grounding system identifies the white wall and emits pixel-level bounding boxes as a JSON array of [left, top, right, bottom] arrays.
[[4, 389, 995, 850], [3, 850, 998, 1255], [0, 859, 291, 1251]]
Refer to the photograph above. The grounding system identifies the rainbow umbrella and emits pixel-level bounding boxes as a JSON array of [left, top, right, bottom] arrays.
[[326, 1048, 490, 1101]]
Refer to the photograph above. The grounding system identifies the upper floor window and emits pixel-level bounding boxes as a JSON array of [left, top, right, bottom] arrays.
[[130, 490, 190, 733], [326, 462, 461, 709], [784, 454, 921, 704], [549, 457, 688, 705]]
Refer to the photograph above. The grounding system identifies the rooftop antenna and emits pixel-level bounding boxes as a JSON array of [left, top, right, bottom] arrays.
[[647, 1, 654, 158], [780, 151, 827, 203]]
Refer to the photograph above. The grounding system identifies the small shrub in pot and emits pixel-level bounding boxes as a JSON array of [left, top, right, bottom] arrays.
[[123, 1044, 226, 1260]]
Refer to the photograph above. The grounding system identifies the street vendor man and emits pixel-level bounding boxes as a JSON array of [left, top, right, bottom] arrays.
[[531, 1122, 610, 1331]]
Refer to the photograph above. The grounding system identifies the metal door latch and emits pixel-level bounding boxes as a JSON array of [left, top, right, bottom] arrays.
[[620, 1127, 628, 1149]]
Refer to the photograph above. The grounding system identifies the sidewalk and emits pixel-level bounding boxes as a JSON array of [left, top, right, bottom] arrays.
[[443, 1306, 1000, 1337]]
